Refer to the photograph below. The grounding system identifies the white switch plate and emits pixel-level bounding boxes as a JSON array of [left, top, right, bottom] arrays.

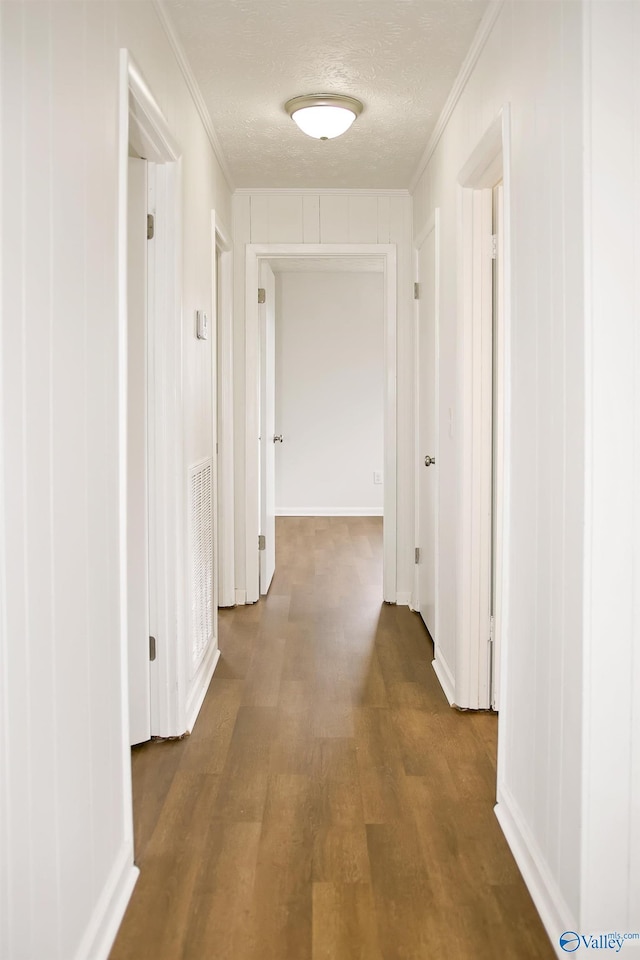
[[373, 471, 383, 485]]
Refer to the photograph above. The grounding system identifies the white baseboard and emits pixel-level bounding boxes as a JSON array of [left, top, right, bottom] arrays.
[[396, 591, 412, 606], [186, 643, 221, 732], [432, 653, 456, 705], [73, 842, 139, 960], [234, 589, 246, 605], [495, 784, 574, 959], [276, 507, 383, 517]]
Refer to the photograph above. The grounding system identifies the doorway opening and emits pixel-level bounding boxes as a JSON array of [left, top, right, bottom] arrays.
[[121, 52, 217, 744], [453, 106, 510, 712], [245, 244, 398, 604]]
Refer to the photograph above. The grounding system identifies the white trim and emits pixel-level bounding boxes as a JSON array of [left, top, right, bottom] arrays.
[[117, 49, 136, 851], [119, 51, 186, 738], [152, 1, 234, 192], [234, 187, 411, 197], [276, 507, 384, 517], [185, 646, 221, 731], [212, 212, 235, 608], [244, 243, 398, 604], [409, 1, 504, 193], [432, 656, 456, 706], [454, 106, 510, 711], [72, 843, 139, 960], [495, 787, 574, 959], [396, 591, 412, 607]]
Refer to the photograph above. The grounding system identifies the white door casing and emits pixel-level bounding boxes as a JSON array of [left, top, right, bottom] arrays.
[[126, 156, 151, 745], [120, 51, 191, 737], [259, 262, 276, 595], [213, 213, 235, 609], [414, 211, 440, 640], [491, 183, 505, 711], [244, 243, 397, 605], [452, 106, 510, 711]]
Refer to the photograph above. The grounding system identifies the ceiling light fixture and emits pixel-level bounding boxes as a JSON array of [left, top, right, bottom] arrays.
[[285, 94, 363, 141]]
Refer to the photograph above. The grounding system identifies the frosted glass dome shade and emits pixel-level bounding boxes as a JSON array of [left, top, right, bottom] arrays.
[[285, 95, 363, 140]]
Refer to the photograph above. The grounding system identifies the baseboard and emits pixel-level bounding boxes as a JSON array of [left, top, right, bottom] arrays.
[[395, 591, 412, 606], [495, 784, 574, 959], [73, 842, 139, 960], [276, 507, 384, 517], [234, 589, 246, 605], [432, 653, 456, 705], [186, 644, 221, 732]]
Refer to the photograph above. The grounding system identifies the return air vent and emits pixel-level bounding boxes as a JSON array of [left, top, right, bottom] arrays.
[[189, 459, 213, 671]]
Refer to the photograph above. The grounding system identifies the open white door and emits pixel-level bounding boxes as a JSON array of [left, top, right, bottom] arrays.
[[416, 217, 439, 638], [259, 261, 276, 595], [127, 156, 151, 745]]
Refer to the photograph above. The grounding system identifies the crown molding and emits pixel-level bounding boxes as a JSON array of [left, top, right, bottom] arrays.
[[233, 187, 411, 197], [409, 0, 504, 194], [153, 0, 235, 192]]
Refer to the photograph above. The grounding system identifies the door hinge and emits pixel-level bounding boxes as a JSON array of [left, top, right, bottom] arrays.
[[490, 234, 497, 260], [258, 287, 266, 304], [258, 534, 266, 550], [147, 213, 155, 240], [149, 636, 157, 661], [414, 282, 420, 300], [415, 547, 420, 564], [489, 615, 495, 643]]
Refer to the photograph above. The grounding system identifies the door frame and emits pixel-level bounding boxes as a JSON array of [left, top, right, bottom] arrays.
[[258, 260, 276, 596], [244, 243, 398, 604], [119, 50, 185, 737], [413, 209, 441, 643], [212, 212, 235, 608], [455, 105, 511, 710]]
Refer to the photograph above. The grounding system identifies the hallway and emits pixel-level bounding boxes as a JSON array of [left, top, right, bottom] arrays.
[[110, 517, 554, 960]]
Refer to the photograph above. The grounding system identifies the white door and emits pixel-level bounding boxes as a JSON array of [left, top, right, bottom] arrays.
[[259, 261, 276, 594], [127, 156, 151, 744], [416, 222, 438, 637]]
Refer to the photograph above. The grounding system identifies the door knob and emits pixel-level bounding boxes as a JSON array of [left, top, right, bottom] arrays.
[[424, 455, 435, 467], [273, 435, 283, 443]]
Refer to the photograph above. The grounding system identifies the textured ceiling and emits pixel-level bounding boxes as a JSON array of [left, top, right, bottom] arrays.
[[162, 0, 489, 189]]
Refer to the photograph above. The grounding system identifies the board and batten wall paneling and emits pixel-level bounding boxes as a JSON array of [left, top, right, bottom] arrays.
[[412, 0, 585, 943], [0, 2, 232, 959], [232, 190, 414, 602], [412, 0, 640, 946], [275, 271, 385, 515], [581, 1, 640, 933]]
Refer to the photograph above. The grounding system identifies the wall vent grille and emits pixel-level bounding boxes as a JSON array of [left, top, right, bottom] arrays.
[[188, 459, 213, 670]]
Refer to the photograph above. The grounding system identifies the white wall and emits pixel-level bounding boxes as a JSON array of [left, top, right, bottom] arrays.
[[233, 189, 414, 602], [412, 0, 640, 949], [581, 1, 640, 933], [275, 271, 384, 516], [0, 3, 231, 959]]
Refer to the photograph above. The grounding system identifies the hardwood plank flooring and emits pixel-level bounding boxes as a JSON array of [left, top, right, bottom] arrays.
[[110, 516, 555, 960]]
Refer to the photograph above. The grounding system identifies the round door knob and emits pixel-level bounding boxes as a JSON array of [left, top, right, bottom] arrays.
[[273, 435, 283, 443], [424, 455, 435, 467]]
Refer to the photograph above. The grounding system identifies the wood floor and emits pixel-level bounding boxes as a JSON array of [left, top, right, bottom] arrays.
[[110, 517, 554, 960]]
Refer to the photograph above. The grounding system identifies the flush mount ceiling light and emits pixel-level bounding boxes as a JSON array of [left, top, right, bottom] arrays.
[[285, 94, 363, 141]]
